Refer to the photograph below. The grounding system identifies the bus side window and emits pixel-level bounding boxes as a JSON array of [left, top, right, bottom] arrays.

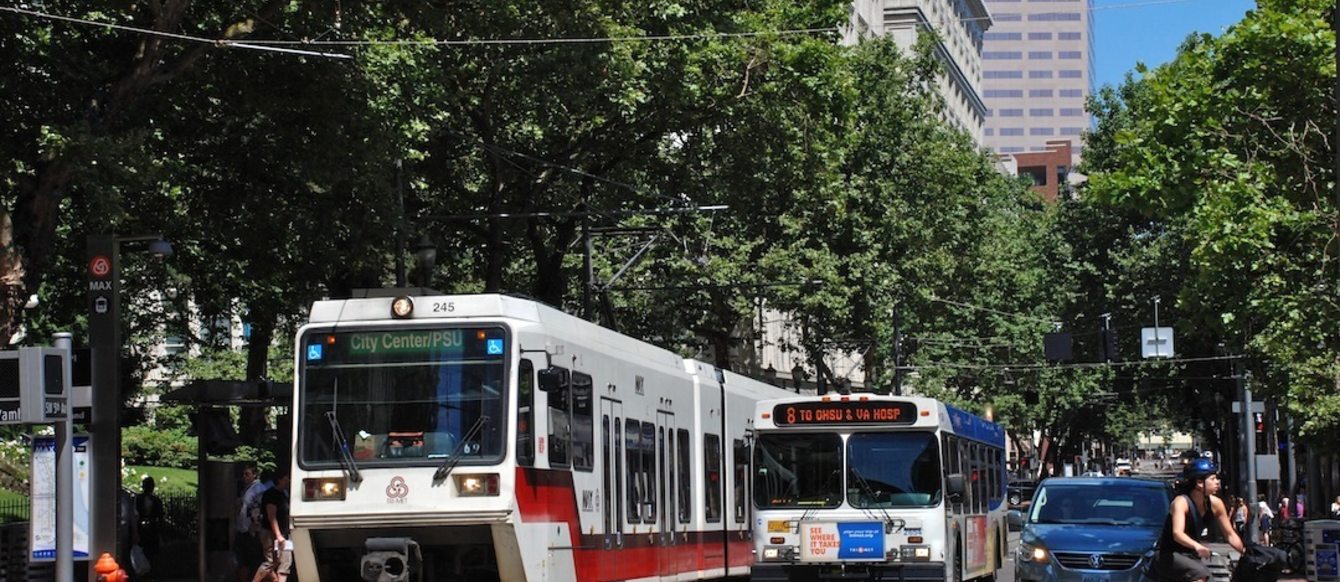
[[626, 419, 642, 523], [733, 439, 749, 523], [547, 367, 571, 467], [705, 434, 722, 523], [517, 360, 535, 467], [571, 372, 594, 472], [677, 429, 692, 523]]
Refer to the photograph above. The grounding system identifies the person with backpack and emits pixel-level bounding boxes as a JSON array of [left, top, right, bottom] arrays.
[[234, 464, 268, 581], [1152, 459, 1245, 582], [135, 476, 165, 578]]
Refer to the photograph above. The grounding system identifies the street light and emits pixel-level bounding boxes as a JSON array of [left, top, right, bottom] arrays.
[[85, 233, 170, 571]]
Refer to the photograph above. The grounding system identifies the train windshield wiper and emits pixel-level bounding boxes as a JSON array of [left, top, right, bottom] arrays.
[[325, 411, 363, 484], [433, 415, 490, 483]]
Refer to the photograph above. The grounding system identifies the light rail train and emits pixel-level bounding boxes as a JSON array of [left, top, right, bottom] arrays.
[[288, 292, 796, 581]]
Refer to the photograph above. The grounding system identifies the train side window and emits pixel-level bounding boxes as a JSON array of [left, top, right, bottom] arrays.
[[516, 360, 534, 467], [705, 433, 722, 523], [642, 422, 657, 523], [733, 439, 749, 523], [677, 429, 691, 523], [546, 366, 571, 467], [571, 372, 594, 472], [626, 419, 642, 523]]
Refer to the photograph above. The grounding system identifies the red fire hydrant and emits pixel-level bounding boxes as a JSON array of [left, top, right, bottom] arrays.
[[94, 552, 128, 582]]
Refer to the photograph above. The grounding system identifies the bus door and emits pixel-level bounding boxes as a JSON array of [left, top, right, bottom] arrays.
[[601, 398, 623, 549], [656, 410, 677, 576]]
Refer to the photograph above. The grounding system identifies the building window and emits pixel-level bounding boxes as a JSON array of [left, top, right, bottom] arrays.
[[1059, 32, 1083, 40], [1028, 32, 1053, 40], [1059, 51, 1083, 60], [993, 12, 1022, 21], [1029, 89, 1053, 98], [1000, 146, 1026, 153], [1029, 70, 1053, 79], [998, 109, 1024, 117], [984, 128, 995, 136], [983, 51, 1023, 60], [984, 32, 1022, 41], [1059, 70, 1084, 78], [984, 89, 1024, 98], [1060, 108, 1085, 116], [985, 70, 1023, 79], [1030, 146, 1050, 152], [1029, 108, 1054, 117], [1029, 51, 1053, 60], [1061, 127, 1084, 136], [1059, 89, 1084, 98], [1020, 166, 1048, 185], [1001, 128, 1025, 136], [1029, 12, 1082, 21], [1030, 127, 1055, 136]]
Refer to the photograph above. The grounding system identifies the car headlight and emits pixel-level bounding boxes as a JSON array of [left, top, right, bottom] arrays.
[[1019, 542, 1048, 563]]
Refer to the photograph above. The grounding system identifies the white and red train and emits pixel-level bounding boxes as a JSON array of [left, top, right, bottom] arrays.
[[288, 292, 795, 581]]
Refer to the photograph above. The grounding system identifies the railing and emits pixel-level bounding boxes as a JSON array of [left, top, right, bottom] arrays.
[[0, 497, 28, 524]]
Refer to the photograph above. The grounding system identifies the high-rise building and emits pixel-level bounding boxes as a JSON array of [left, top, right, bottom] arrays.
[[848, 0, 993, 145], [979, 0, 1093, 165]]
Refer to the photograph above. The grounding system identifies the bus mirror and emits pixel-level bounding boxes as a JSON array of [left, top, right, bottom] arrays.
[[946, 473, 966, 499], [537, 367, 567, 392]]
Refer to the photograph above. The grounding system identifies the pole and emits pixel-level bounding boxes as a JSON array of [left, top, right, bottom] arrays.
[[1239, 364, 1259, 543], [53, 332, 74, 582], [86, 234, 120, 573], [892, 309, 903, 396], [582, 212, 593, 320], [395, 159, 407, 288]]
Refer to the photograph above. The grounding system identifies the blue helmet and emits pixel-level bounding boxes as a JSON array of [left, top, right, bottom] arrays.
[[1182, 457, 1217, 481]]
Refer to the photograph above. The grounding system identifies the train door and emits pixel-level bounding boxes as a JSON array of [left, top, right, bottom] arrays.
[[657, 410, 677, 577], [601, 398, 623, 550]]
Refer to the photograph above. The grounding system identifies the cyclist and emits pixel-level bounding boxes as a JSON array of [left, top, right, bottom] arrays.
[[1152, 458, 1245, 582]]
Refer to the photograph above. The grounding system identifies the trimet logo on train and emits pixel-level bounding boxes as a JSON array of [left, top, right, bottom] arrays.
[[386, 476, 409, 503]]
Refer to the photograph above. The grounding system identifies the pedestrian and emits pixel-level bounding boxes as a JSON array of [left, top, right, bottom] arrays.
[[252, 470, 291, 582], [1279, 496, 1291, 520], [235, 464, 267, 581], [1151, 459, 1245, 582], [1257, 494, 1274, 545], [1330, 495, 1340, 518], [1293, 494, 1304, 519], [135, 476, 164, 577], [1231, 496, 1248, 538]]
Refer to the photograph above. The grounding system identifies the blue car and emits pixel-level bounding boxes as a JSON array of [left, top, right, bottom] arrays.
[[1011, 477, 1172, 582]]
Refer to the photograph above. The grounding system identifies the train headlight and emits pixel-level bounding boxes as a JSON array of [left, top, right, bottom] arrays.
[[303, 477, 347, 501], [453, 473, 499, 496], [390, 296, 414, 318]]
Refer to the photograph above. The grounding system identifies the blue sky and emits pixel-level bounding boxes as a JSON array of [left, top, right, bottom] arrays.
[[1093, 0, 1257, 89]]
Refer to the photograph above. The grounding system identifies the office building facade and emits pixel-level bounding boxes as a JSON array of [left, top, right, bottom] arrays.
[[848, 0, 993, 146], [980, 0, 1093, 164]]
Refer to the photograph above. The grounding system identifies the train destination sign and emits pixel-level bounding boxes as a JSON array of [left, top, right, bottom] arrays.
[[773, 400, 917, 426]]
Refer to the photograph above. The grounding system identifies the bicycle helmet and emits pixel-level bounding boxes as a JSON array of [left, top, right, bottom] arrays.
[[1182, 457, 1217, 481]]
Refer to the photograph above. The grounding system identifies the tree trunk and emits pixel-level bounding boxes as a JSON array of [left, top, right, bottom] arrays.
[[236, 314, 276, 447]]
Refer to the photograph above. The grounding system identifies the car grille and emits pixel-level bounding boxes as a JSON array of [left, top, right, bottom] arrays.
[[1053, 552, 1141, 571]]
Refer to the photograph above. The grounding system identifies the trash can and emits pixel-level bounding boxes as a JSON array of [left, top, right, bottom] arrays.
[[1304, 519, 1340, 582]]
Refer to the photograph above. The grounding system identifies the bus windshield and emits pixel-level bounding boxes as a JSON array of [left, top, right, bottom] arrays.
[[753, 433, 843, 508], [298, 327, 507, 468], [847, 432, 943, 508]]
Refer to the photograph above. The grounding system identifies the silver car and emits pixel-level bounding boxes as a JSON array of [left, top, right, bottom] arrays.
[[1011, 477, 1172, 582]]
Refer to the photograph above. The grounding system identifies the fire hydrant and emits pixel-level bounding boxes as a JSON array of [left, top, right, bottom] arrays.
[[94, 552, 128, 582]]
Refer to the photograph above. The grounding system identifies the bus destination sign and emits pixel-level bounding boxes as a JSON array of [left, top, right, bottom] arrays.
[[773, 400, 917, 426]]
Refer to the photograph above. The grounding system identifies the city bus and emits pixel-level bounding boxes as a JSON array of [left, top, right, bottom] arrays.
[[749, 393, 1008, 582]]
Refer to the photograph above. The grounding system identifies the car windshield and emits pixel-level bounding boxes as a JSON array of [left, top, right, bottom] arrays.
[[1028, 483, 1169, 526], [753, 433, 843, 508], [298, 327, 508, 468], [847, 432, 942, 508]]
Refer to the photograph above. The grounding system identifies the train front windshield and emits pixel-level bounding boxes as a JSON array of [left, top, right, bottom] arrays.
[[298, 327, 507, 467], [753, 431, 942, 509]]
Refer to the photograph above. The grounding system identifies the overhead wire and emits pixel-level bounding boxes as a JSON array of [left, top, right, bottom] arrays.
[[3, 0, 1211, 53]]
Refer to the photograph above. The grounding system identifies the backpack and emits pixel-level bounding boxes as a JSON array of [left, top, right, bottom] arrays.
[[1231, 543, 1286, 582]]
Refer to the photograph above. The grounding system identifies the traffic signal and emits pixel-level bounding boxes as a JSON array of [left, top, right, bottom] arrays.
[[1099, 328, 1118, 362]]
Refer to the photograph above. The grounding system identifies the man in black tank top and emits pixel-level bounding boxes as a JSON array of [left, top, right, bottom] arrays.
[[1153, 458, 1245, 582]]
